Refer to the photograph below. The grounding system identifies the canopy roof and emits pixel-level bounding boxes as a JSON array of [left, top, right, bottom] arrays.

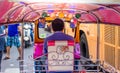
[[0, 0, 120, 25]]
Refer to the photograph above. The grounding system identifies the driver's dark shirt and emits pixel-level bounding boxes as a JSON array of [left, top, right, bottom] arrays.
[[43, 31, 74, 54]]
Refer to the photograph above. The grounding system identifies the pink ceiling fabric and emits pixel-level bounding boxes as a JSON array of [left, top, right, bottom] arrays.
[[0, 0, 120, 25]]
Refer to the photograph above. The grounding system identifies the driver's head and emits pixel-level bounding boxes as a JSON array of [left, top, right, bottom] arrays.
[[52, 18, 64, 32]]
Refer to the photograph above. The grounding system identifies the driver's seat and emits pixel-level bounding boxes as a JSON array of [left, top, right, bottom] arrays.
[[47, 40, 74, 73]]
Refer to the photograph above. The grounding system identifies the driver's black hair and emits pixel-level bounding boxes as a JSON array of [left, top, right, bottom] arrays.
[[52, 18, 64, 32]]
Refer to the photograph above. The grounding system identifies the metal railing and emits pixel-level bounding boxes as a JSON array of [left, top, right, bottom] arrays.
[[19, 55, 101, 73]]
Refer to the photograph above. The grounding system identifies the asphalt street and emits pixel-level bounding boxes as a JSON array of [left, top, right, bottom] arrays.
[[1, 45, 34, 73]]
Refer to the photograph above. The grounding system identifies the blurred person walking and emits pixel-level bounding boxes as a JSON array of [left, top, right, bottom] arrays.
[[0, 25, 6, 71], [3, 24, 22, 60]]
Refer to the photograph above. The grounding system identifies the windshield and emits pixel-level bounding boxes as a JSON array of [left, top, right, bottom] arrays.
[[38, 22, 52, 39], [38, 21, 75, 39]]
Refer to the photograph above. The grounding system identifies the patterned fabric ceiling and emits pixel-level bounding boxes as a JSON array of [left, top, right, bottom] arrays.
[[0, 0, 120, 25]]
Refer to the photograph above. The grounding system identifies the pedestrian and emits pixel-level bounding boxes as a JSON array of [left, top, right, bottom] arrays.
[[43, 18, 74, 73], [0, 25, 6, 71], [30, 23, 34, 42], [38, 17, 46, 28], [3, 23, 22, 60]]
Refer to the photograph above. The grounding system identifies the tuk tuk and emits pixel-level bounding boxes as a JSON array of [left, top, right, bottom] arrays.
[[0, 0, 120, 73]]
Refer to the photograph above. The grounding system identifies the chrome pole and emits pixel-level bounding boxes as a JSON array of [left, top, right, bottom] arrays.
[[19, 23, 24, 73]]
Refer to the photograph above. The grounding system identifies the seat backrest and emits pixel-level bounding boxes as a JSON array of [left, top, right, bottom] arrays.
[[47, 40, 74, 72]]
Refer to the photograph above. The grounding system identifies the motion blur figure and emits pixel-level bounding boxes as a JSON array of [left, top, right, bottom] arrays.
[[0, 25, 6, 71], [3, 24, 22, 60]]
